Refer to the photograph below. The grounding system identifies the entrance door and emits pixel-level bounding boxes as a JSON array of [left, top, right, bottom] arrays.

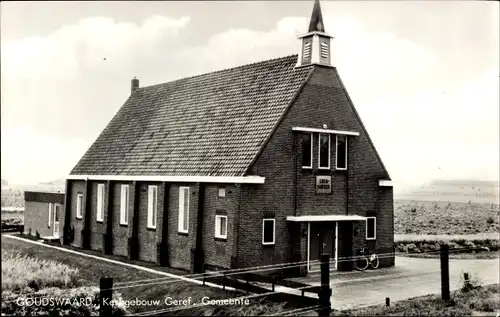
[[53, 204, 61, 237], [308, 222, 337, 271]]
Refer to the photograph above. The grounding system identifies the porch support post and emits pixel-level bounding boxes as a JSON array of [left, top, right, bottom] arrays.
[[127, 181, 139, 260], [82, 180, 91, 250], [102, 180, 113, 254], [156, 182, 169, 266], [62, 180, 72, 245]]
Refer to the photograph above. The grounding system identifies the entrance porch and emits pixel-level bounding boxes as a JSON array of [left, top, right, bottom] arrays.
[[287, 215, 367, 273]]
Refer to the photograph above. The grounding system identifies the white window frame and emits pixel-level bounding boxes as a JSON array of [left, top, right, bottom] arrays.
[[147, 185, 158, 229], [48, 203, 53, 227], [318, 133, 331, 169], [120, 185, 129, 225], [215, 215, 228, 239], [335, 135, 348, 170], [366, 217, 376, 240], [96, 184, 105, 222], [76, 194, 83, 219], [302, 133, 313, 169], [178, 187, 190, 233], [262, 219, 276, 245], [218, 187, 226, 198]]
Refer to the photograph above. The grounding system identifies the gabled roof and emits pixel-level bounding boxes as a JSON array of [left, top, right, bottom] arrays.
[[70, 55, 313, 177]]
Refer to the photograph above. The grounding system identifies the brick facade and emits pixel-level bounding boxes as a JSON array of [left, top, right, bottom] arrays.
[[63, 65, 394, 275]]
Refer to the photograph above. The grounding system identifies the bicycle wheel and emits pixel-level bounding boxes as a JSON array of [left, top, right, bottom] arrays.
[[355, 256, 369, 271], [370, 254, 380, 269]]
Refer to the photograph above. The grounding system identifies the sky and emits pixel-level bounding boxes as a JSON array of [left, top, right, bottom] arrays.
[[1, 1, 499, 192]]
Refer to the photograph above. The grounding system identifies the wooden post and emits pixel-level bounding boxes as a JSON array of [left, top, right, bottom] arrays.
[[100, 277, 113, 317], [440, 244, 450, 301], [386, 297, 390, 307], [318, 253, 331, 317]]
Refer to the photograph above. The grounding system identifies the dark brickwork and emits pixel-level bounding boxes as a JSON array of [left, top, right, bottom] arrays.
[[89, 181, 105, 252], [24, 192, 65, 238], [68, 180, 86, 248], [63, 65, 393, 274], [24, 201, 55, 237], [201, 184, 239, 270], [166, 183, 198, 271], [111, 182, 132, 256], [240, 66, 394, 270], [136, 182, 162, 263]]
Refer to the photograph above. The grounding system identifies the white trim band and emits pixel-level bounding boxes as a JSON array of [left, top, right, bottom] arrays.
[[67, 174, 266, 184], [287, 215, 367, 222], [297, 31, 334, 39], [379, 180, 393, 187], [292, 127, 360, 136]]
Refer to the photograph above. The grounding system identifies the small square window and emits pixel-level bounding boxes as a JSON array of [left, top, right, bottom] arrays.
[[262, 219, 275, 245], [218, 187, 226, 198], [215, 215, 227, 239]]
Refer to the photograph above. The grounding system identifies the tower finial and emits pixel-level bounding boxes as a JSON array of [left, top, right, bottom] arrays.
[[308, 0, 325, 33], [295, 0, 333, 68]]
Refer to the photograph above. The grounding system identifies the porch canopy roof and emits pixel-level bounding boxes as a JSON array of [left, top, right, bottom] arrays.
[[286, 215, 367, 222]]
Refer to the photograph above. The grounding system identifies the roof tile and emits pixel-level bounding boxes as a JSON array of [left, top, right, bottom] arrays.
[[71, 54, 312, 177]]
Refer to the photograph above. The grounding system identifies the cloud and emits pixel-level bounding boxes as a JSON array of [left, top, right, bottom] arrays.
[[0, 127, 89, 184], [0, 11, 498, 188]]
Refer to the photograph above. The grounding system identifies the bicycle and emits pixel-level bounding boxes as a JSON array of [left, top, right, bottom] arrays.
[[355, 247, 379, 271]]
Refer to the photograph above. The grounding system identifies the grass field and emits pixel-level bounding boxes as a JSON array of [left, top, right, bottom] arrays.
[[395, 200, 499, 235], [2, 249, 80, 292], [0, 235, 300, 316]]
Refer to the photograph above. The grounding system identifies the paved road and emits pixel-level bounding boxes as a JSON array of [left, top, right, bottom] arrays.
[[305, 256, 499, 310]]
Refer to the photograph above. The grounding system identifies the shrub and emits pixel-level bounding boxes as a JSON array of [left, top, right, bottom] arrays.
[[459, 272, 481, 293], [1, 286, 128, 316], [486, 216, 495, 224], [1, 250, 80, 293]]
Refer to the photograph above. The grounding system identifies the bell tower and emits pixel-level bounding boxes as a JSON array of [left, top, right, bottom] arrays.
[[296, 0, 334, 68]]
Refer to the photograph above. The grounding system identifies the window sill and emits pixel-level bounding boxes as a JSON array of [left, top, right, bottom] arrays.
[[366, 237, 376, 241], [97, 220, 104, 224], [147, 227, 156, 231], [215, 237, 227, 242], [301, 166, 312, 170], [119, 223, 128, 228], [335, 168, 347, 171], [262, 242, 275, 246], [178, 231, 189, 236]]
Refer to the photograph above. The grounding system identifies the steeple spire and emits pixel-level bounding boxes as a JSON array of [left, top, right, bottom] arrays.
[[308, 0, 325, 33], [296, 0, 334, 68]]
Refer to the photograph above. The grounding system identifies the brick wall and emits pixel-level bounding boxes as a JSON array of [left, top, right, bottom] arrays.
[[167, 183, 198, 270], [201, 184, 239, 270], [89, 181, 105, 251], [24, 201, 53, 237], [111, 182, 132, 256], [240, 65, 394, 269], [68, 180, 86, 248], [136, 182, 162, 262]]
